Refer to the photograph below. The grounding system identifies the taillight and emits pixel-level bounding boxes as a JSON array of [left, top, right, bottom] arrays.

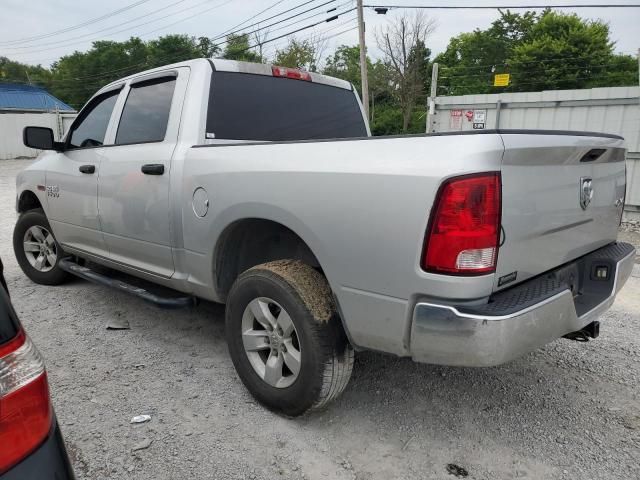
[[0, 330, 52, 473], [271, 66, 312, 81], [422, 172, 501, 275]]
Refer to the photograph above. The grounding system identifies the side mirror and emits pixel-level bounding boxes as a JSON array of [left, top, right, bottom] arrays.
[[23, 126, 62, 151]]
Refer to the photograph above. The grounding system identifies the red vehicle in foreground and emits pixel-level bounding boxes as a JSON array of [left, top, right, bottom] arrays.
[[0, 258, 74, 479]]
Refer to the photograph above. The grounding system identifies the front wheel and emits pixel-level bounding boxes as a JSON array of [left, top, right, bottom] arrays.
[[13, 209, 69, 285], [225, 260, 354, 416]]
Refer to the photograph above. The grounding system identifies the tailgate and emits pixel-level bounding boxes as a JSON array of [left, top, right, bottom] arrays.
[[495, 132, 626, 291]]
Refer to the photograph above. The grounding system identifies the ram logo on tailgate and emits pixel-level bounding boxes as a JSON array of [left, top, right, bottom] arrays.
[[580, 177, 593, 210]]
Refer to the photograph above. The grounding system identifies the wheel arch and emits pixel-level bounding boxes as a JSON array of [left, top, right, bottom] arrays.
[[211, 215, 358, 349], [213, 218, 322, 299], [17, 189, 43, 213]]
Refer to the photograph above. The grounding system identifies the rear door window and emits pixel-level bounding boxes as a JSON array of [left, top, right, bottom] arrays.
[[207, 72, 367, 141], [115, 77, 176, 145]]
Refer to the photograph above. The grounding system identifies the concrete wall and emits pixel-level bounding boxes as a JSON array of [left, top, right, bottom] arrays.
[[429, 86, 640, 217], [0, 110, 76, 160]]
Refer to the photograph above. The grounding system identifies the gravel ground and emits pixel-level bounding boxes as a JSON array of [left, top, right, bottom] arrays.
[[1, 158, 639, 480]]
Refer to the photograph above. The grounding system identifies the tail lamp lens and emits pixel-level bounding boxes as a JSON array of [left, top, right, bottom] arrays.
[[423, 172, 501, 275], [0, 332, 52, 473]]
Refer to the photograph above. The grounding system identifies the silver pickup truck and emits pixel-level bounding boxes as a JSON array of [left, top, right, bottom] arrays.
[[15, 59, 635, 415]]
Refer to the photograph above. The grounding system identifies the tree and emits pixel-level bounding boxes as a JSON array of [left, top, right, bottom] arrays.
[[273, 35, 329, 72], [50, 38, 149, 108], [323, 45, 391, 124], [0, 57, 53, 88], [45, 35, 217, 108], [435, 9, 637, 95], [434, 10, 537, 95], [376, 12, 436, 131], [147, 34, 212, 67], [508, 10, 635, 91], [196, 36, 221, 58], [222, 33, 262, 62], [252, 27, 270, 60], [274, 39, 316, 70], [323, 45, 362, 87]]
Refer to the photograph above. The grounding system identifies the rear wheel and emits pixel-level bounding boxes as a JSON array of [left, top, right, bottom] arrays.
[[13, 209, 69, 285], [225, 260, 354, 416]]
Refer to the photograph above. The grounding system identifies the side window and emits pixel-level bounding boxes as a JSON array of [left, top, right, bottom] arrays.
[[115, 77, 176, 145], [68, 90, 120, 149]]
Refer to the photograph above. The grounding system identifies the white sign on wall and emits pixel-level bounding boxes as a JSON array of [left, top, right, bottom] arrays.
[[472, 109, 487, 129], [449, 109, 463, 130]]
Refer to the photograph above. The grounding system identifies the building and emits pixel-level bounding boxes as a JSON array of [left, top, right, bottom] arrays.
[[0, 83, 76, 160]]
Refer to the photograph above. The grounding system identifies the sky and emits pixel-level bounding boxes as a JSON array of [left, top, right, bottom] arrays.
[[1, 0, 638, 68]]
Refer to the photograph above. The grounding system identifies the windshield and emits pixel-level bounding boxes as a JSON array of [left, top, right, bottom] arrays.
[[206, 71, 367, 141]]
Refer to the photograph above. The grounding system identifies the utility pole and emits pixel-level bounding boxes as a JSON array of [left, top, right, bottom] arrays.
[[357, 0, 370, 121], [426, 62, 438, 133]]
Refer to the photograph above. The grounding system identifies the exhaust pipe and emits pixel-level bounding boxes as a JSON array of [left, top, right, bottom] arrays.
[[563, 321, 600, 342]]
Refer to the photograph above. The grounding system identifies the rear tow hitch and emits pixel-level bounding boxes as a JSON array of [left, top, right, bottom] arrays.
[[563, 321, 600, 342]]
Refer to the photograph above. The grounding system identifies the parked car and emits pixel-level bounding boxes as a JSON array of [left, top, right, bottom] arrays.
[[0, 258, 74, 478], [14, 58, 635, 415]]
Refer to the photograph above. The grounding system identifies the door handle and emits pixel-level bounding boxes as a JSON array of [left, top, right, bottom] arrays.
[[141, 164, 165, 175], [79, 165, 95, 174]]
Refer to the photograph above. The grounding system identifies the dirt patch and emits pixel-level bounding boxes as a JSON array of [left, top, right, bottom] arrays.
[[249, 259, 334, 322]]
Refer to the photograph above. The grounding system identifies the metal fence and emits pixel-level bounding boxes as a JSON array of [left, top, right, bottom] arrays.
[[0, 110, 76, 160], [428, 86, 640, 218]]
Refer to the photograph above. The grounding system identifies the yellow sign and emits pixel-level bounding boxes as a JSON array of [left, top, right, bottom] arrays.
[[494, 73, 510, 87]]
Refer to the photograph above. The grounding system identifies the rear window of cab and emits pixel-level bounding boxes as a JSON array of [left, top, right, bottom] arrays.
[[206, 71, 367, 142]]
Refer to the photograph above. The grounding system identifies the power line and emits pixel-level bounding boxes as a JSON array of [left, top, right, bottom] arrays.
[[0, 0, 155, 46], [439, 72, 637, 92], [231, 10, 346, 55], [363, 3, 640, 9], [211, 2, 350, 48], [211, 0, 338, 42], [6, 0, 332, 59], [212, 0, 289, 39], [2, 0, 195, 51], [244, 5, 356, 46], [40, 22, 359, 99], [137, 0, 237, 37], [3, 0, 235, 56], [263, 15, 357, 57], [440, 62, 637, 79], [38, 6, 352, 86], [438, 52, 639, 74]]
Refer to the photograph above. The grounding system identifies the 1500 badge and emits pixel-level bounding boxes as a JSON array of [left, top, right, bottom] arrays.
[[46, 185, 60, 198]]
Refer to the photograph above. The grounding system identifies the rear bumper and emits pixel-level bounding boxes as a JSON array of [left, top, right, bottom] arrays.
[[410, 242, 636, 367]]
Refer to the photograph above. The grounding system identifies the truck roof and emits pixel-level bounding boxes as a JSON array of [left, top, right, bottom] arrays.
[[100, 58, 352, 93]]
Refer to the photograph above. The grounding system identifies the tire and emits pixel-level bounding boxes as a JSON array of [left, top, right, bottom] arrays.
[[13, 209, 69, 286], [225, 260, 354, 416]]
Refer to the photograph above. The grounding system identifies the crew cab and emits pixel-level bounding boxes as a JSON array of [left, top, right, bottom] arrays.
[[15, 58, 635, 415]]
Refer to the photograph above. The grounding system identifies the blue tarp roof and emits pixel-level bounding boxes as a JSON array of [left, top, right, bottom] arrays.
[[0, 83, 74, 111]]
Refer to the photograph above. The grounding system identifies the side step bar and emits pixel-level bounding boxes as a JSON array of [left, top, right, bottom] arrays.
[[59, 258, 196, 309]]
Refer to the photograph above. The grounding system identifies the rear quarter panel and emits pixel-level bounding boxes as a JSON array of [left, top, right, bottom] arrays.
[[181, 134, 504, 355]]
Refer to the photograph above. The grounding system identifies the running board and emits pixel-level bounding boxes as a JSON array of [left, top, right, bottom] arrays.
[[59, 258, 196, 309]]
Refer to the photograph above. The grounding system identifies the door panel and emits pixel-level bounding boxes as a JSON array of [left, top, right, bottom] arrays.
[[46, 149, 106, 255], [97, 72, 186, 277], [46, 89, 121, 257], [98, 143, 175, 276]]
